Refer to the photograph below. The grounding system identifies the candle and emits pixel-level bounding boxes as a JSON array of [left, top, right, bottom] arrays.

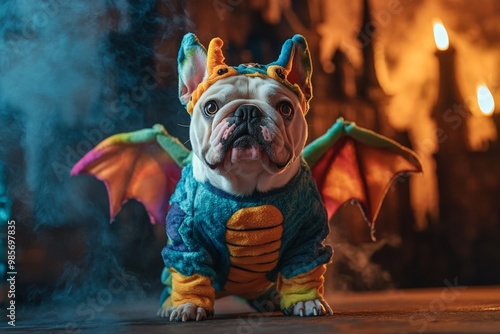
[[433, 20, 449, 51], [431, 19, 470, 151], [477, 84, 495, 116], [432, 19, 460, 105], [430, 19, 472, 235], [468, 84, 497, 151]]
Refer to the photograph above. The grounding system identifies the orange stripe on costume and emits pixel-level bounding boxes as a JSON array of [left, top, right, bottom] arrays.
[[226, 229, 282, 247], [229, 249, 280, 263], [231, 260, 278, 273], [225, 205, 284, 230], [224, 205, 284, 298]]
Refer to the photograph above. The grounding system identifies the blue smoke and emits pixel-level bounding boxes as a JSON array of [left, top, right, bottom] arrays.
[[0, 0, 191, 313]]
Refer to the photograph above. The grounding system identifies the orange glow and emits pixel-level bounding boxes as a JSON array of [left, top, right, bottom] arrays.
[[477, 84, 495, 116], [433, 20, 449, 51]]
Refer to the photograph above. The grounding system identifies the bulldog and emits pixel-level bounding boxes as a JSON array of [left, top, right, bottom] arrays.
[[191, 75, 306, 195], [157, 33, 333, 321], [72, 31, 422, 323]]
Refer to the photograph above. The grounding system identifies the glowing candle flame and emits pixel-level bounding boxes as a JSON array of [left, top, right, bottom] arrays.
[[477, 84, 495, 116], [433, 20, 449, 51]]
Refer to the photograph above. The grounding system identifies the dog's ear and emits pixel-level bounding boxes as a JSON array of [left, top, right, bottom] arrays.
[[178, 33, 207, 106], [273, 35, 313, 109]]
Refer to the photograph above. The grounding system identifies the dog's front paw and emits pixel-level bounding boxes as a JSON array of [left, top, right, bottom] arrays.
[[157, 306, 174, 319], [290, 299, 333, 317], [158, 303, 211, 322]]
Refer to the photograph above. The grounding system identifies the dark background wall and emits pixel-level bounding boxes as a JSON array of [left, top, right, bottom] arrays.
[[0, 0, 499, 308]]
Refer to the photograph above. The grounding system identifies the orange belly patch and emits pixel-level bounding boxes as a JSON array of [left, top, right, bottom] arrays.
[[224, 205, 284, 298]]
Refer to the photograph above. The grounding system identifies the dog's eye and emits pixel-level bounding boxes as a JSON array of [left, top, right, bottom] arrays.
[[277, 101, 293, 118], [204, 101, 219, 116]]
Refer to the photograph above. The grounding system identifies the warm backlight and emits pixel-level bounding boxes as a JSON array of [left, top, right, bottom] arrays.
[[433, 20, 449, 51], [477, 84, 495, 116]]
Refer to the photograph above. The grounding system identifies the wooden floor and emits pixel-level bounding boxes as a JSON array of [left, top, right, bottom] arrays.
[[9, 286, 500, 333]]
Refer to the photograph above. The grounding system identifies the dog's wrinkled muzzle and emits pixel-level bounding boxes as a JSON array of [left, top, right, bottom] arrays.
[[202, 104, 291, 170], [221, 104, 269, 152]]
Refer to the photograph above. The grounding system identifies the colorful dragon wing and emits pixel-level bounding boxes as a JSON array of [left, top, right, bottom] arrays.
[[71, 124, 191, 225], [303, 118, 422, 240]]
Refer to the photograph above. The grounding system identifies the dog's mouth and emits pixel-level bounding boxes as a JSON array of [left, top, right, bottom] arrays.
[[204, 125, 291, 171], [232, 134, 259, 150], [230, 134, 261, 158]]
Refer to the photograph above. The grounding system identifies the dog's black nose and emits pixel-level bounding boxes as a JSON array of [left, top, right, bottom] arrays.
[[234, 105, 263, 121]]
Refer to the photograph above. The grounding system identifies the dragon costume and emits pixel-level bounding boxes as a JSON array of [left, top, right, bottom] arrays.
[[71, 33, 422, 316]]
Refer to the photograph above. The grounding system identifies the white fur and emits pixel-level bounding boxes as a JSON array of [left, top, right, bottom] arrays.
[[189, 75, 308, 195]]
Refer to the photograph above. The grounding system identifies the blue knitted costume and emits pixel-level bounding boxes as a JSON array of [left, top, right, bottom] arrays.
[[160, 161, 333, 307]]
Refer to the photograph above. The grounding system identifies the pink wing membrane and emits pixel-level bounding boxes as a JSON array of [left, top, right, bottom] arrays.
[[71, 127, 182, 224]]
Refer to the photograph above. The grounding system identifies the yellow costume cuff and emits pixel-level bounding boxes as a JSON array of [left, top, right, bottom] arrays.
[[278, 264, 327, 310], [170, 268, 215, 312]]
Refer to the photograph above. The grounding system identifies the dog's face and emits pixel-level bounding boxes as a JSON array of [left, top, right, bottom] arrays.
[[190, 75, 307, 183], [178, 34, 313, 195]]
